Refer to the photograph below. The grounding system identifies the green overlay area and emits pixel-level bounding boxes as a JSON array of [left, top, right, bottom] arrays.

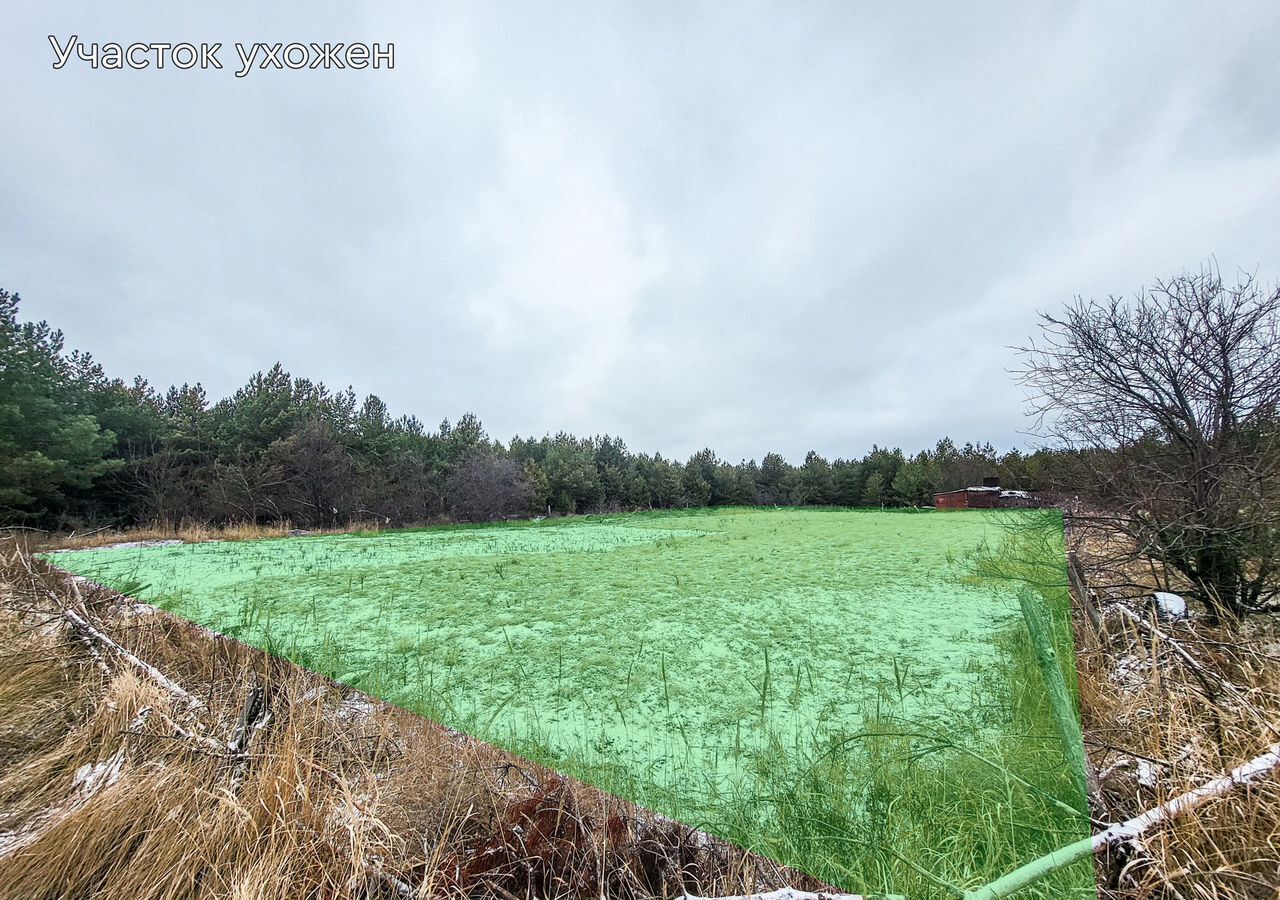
[[52, 508, 1093, 897]]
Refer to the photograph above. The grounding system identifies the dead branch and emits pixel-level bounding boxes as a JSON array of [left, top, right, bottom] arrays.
[[60, 585, 204, 710], [15, 553, 205, 710], [228, 681, 268, 754], [228, 681, 272, 788], [1107, 604, 1278, 741], [1108, 604, 1246, 696]]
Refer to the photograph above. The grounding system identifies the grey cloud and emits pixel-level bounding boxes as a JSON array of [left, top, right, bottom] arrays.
[[3, 1, 1278, 463]]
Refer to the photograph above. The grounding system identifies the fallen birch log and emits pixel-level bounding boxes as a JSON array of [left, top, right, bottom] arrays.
[[59, 599, 203, 709], [963, 741, 1280, 899], [20, 554, 206, 710], [57, 584, 205, 710]]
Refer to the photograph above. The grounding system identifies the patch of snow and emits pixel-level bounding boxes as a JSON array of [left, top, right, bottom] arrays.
[[36, 619, 66, 637], [129, 706, 152, 731], [72, 750, 125, 795], [69, 539, 185, 552], [2, 749, 131, 862], [1171, 742, 1198, 769], [336, 696, 377, 723], [1100, 755, 1163, 788], [1152, 591, 1189, 620], [1135, 759, 1159, 787], [1110, 654, 1152, 690], [111, 600, 158, 618], [0, 825, 41, 860]]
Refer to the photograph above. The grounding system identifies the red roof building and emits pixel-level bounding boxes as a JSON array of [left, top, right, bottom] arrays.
[[934, 476, 1007, 509], [933, 486, 1003, 509]]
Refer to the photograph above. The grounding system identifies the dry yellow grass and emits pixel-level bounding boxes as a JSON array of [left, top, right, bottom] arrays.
[[1069, 523, 1280, 899], [29, 519, 383, 552]]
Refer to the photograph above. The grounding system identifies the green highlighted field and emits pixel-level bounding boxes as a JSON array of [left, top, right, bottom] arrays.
[[52, 508, 1093, 897]]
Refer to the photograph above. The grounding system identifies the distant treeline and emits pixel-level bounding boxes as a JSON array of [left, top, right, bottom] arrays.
[[1, 289, 1073, 529]]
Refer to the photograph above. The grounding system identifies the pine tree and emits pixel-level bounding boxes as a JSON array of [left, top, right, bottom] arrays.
[[0, 290, 119, 523]]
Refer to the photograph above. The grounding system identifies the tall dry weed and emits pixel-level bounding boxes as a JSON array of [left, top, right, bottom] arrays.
[[1071, 526, 1280, 899]]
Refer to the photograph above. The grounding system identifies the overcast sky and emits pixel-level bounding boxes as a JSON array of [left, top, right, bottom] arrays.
[[4, 2, 1279, 463]]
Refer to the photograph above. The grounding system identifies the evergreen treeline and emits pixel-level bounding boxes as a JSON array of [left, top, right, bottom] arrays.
[[1, 290, 1068, 529]]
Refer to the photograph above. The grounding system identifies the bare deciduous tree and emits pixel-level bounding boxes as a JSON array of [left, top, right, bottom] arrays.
[[271, 418, 357, 526], [446, 452, 533, 522], [1018, 265, 1280, 621]]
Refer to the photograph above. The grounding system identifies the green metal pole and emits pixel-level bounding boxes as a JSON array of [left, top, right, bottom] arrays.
[[962, 835, 1095, 899], [1017, 588, 1089, 807]]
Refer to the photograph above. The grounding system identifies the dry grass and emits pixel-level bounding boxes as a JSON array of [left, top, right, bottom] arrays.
[[1070, 523, 1280, 899], [0, 537, 825, 900], [26, 519, 386, 553]]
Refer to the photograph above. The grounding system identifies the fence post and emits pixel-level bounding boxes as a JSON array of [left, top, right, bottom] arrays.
[[1065, 550, 1101, 634]]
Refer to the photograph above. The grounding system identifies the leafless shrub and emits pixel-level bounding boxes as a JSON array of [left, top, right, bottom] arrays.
[[1018, 265, 1280, 621], [446, 452, 534, 523]]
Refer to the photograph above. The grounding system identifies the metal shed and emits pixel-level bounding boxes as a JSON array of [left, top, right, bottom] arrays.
[[933, 485, 1003, 509]]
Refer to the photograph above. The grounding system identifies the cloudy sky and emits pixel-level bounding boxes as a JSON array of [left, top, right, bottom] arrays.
[[4, 2, 1279, 463]]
